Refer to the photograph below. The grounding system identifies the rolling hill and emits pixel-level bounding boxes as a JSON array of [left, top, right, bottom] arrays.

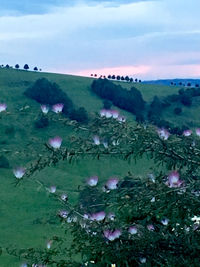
[[0, 67, 198, 266]]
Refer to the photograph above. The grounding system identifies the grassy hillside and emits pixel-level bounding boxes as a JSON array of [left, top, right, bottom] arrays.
[[0, 68, 190, 266]]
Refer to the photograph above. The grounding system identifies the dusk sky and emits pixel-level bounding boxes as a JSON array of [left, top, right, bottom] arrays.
[[0, 0, 200, 80]]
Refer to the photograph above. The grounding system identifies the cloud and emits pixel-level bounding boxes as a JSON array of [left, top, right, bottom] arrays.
[[0, 0, 199, 79]]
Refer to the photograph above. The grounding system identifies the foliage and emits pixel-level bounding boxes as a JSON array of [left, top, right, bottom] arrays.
[[103, 99, 112, 110], [174, 107, 182, 115], [69, 107, 89, 124], [34, 116, 49, 129], [0, 155, 10, 168]]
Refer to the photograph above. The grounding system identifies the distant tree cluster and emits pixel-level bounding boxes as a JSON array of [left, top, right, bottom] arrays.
[[0, 63, 41, 71], [170, 81, 199, 88], [91, 78, 145, 120], [90, 74, 142, 83], [24, 78, 89, 123]]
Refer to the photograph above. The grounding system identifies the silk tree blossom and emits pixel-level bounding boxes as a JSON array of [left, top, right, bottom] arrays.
[[140, 257, 147, 264], [147, 224, 155, 231], [0, 103, 7, 112], [151, 197, 156, 203], [49, 136, 62, 149], [52, 103, 64, 113], [196, 128, 200, 136], [21, 264, 28, 267], [105, 110, 112, 118], [161, 218, 169, 226], [47, 240, 52, 249], [118, 115, 126, 123], [112, 140, 119, 146], [49, 186, 56, 193], [93, 135, 100, 145], [100, 109, 106, 117], [61, 194, 68, 201], [106, 178, 119, 190], [13, 167, 26, 179], [157, 128, 170, 140], [87, 176, 98, 186], [183, 129, 192, 136], [166, 171, 183, 188], [41, 104, 49, 114], [58, 210, 69, 219], [91, 211, 106, 221], [104, 229, 121, 241], [103, 141, 108, 148], [129, 226, 138, 235], [111, 110, 119, 119], [148, 173, 155, 183]]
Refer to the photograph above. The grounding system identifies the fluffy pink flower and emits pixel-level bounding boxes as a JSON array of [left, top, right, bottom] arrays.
[[93, 135, 100, 145], [118, 115, 126, 123], [59, 210, 69, 218], [167, 171, 183, 188], [111, 110, 119, 119], [147, 224, 155, 231], [100, 109, 106, 117], [91, 211, 106, 221], [107, 212, 115, 221], [87, 176, 98, 186], [196, 128, 200, 136], [157, 128, 170, 140], [106, 178, 119, 190], [104, 229, 121, 241], [49, 186, 56, 193], [105, 110, 112, 118], [183, 129, 192, 136], [0, 103, 7, 112], [13, 167, 26, 179], [128, 226, 138, 234], [52, 103, 64, 113], [161, 218, 169, 226], [41, 105, 49, 114], [61, 194, 68, 201], [49, 136, 62, 149]]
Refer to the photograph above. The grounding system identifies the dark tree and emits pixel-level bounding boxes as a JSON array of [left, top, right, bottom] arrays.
[[69, 107, 89, 124], [34, 67, 38, 71], [179, 82, 182, 86], [111, 75, 116, 80], [116, 75, 121, 81], [139, 80, 142, 83], [5, 64, 10, 69], [125, 76, 130, 82], [129, 78, 133, 82], [187, 82, 191, 87], [121, 76, 125, 81], [195, 84, 199, 88], [94, 74, 97, 77], [15, 64, 20, 69], [90, 74, 93, 77], [135, 78, 138, 82], [108, 75, 111, 79], [170, 82, 174, 86], [24, 64, 29, 70]]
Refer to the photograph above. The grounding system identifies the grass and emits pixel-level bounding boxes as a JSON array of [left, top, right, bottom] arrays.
[[0, 67, 192, 266]]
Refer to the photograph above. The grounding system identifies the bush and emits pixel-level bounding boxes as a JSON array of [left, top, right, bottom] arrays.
[[24, 78, 74, 115], [103, 100, 112, 109], [69, 107, 89, 124], [0, 155, 9, 168], [174, 107, 182, 115], [5, 125, 15, 136], [181, 94, 192, 106]]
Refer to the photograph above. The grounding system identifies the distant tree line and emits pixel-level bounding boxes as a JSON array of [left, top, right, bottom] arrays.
[[24, 78, 89, 124], [90, 73, 142, 83], [0, 64, 41, 71], [91, 78, 145, 121]]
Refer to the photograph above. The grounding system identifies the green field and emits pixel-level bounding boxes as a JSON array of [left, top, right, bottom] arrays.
[[0, 68, 193, 266]]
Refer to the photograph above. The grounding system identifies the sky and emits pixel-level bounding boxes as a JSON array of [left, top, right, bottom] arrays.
[[0, 0, 200, 80]]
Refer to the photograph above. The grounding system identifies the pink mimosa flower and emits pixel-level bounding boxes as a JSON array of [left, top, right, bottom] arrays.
[[93, 135, 100, 145], [107, 212, 115, 221], [118, 115, 126, 123], [183, 129, 192, 136], [59, 210, 69, 218], [104, 229, 121, 241], [61, 194, 68, 201], [147, 224, 155, 231], [49, 136, 62, 149], [106, 178, 119, 190], [157, 128, 170, 140], [105, 110, 112, 118], [111, 110, 119, 119], [87, 176, 98, 186], [129, 226, 138, 234], [100, 109, 106, 117], [52, 103, 64, 113], [167, 171, 183, 188], [91, 211, 106, 221], [41, 105, 49, 114], [13, 167, 26, 179], [103, 141, 108, 148], [0, 103, 7, 112], [49, 186, 56, 193], [196, 128, 200, 136]]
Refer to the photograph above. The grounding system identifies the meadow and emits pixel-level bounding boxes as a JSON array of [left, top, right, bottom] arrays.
[[0, 68, 194, 266]]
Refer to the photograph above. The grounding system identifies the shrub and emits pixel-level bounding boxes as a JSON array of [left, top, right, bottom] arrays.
[[24, 78, 74, 115], [69, 107, 89, 124], [103, 100, 112, 109]]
